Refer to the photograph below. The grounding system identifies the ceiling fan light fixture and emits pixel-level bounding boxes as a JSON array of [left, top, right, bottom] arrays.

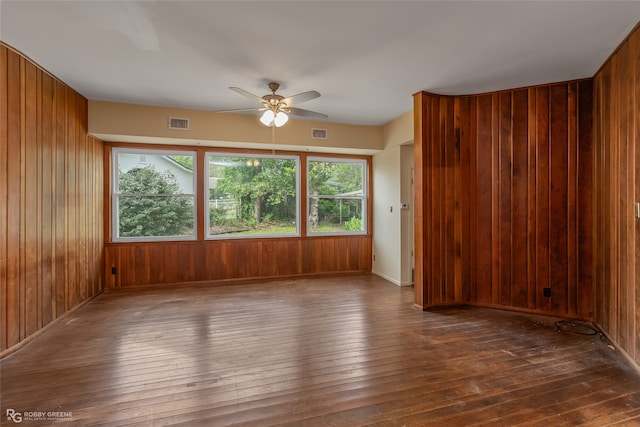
[[225, 82, 324, 126], [260, 109, 275, 126], [274, 111, 289, 127]]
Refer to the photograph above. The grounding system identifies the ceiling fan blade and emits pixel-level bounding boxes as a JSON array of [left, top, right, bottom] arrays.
[[282, 90, 320, 105], [286, 107, 328, 119], [214, 107, 266, 113], [229, 87, 265, 104]]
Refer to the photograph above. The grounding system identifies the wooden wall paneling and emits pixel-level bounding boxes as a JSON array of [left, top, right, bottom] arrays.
[[23, 58, 38, 338], [0, 45, 8, 352], [428, 95, 437, 305], [226, 241, 242, 278], [593, 75, 601, 324], [634, 26, 640, 365], [626, 37, 637, 359], [490, 94, 501, 306], [359, 237, 371, 270], [432, 97, 444, 305], [625, 35, 637, 359], [421, 95, 433, 306], [54, 79, 66, 317], [425, 98, 438, 305], [18, 55, 26, 342], [66, 86, 77, 310], [583, 24, 639, 366], [301, 239, 316, 274], [414, 80, 593, 320], [567, 82, 578, 317], [594, 66, 607, 329], [577, 80, 594, 319], [511, 89, 529, 309], [549, 84, 570, 315], [1, 44, 104, 356], [245, 241, 261, 278], [474, 94, 494, 305], [6, 47, 21, 348], [104, 236, 372, 287], [468, 97, 479, 304], [173, 243, 192, 282], [444, 97, 455, 303], [35, 68, 44, 329], [535, 87, 551, 313], [526, 88, 538, 311], [618, 42, 631, 354], [421, 96, 433, 305], [458, 97, 472, 303], [256, 241, 269, 276], [277, 240, 296, 275], [322, 238, 337, 273], [498, 91, 513, 307], [136, 243, 151, 285], [194, 242, 208, 282], [452, 97, 462, 302], [163, 243, 180, 283], [443, 98, 462, 302], [413, 94, 425, 307], [335, 238, 349, 272], [596, 63, 615, 336], [77, 96, 88, 303]]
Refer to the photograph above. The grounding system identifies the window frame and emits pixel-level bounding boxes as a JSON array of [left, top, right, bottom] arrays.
[[111, 147, 198, 242], [205, 152, 301, 240], [306, 156, 368, 236]]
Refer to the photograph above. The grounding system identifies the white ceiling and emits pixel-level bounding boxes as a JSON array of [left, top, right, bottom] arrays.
[[1, 1, 639, 126]]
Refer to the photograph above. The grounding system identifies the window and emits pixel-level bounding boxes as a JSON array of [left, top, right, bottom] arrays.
[[112, 149, 196, 241], [206, 153, 299, 239], [307, 157, 367, 234]]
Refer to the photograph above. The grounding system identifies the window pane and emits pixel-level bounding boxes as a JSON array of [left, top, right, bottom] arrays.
[[307, 159, 366, 234], [310, 198, 364, 232], [207, 155, 298, 238], [113, 149, 196, 241], [118, 196, 194, 237]]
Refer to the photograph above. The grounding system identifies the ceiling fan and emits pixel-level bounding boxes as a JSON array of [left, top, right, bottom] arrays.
[[218, 82, 328, 127]]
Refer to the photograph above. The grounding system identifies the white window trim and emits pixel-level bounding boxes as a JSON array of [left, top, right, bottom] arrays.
[[306, 156, 368, 236], [205, 152, 301, 240], [112, 148, 197, 242]]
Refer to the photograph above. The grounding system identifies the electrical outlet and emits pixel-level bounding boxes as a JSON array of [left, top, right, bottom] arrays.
[[543, 288, 551, 297]]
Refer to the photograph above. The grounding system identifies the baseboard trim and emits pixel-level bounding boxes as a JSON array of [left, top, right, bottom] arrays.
[[372, 271, 400, 286], [594, 322, 640, 376]]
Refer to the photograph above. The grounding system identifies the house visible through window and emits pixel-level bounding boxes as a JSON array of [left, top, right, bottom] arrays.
[[110, 148, 368, 242], [112, 149, 197, 241]]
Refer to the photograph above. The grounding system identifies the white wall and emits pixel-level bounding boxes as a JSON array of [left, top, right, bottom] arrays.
[[399, 144, 414, 286], [373, 110, 414, 286], [372, 146, 402, 285]]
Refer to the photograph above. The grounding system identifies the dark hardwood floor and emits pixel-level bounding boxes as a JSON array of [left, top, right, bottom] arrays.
[[2, 274, 639, 426]]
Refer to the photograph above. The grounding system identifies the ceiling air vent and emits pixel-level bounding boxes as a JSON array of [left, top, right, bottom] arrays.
[[168, 116, 190, 130], [311, 128, 328, 140]]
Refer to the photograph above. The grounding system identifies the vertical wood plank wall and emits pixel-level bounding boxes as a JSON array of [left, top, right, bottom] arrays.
[[0, 44, 104, 356], [413, 80, 594, 319], [104, 236, 372, 288], [593, 24, 640, 367]]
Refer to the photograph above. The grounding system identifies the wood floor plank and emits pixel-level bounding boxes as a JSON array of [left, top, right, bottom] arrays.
[[1, 274, 639, 426]]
